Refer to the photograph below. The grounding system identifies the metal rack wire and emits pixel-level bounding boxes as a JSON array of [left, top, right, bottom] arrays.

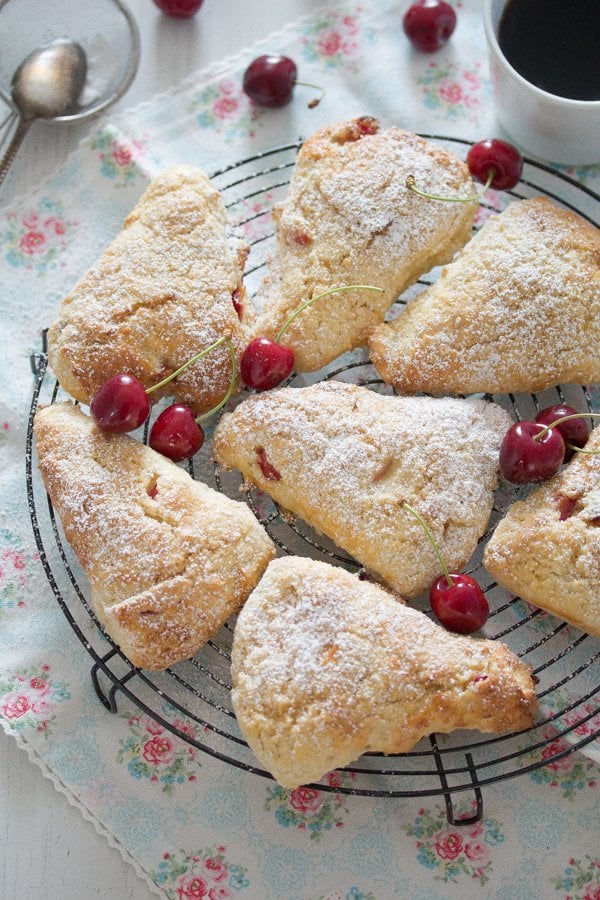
[[26, 137, 600, 825]]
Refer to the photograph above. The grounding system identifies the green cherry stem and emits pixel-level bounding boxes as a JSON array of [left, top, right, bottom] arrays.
[[405, 169, 494, 204], [534, 412, 600, 443], [568, 444, 600, 455], [146, 335, 229, 396], [196, 338, 237, 423], [275, 284, 384, 342], [295, 80, 326, 109], [402, 500, 454, 589]]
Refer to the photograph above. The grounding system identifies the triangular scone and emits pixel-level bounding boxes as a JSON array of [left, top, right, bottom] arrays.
[[370, 197, 600, 395], [232, 557, 537, 788], [34, 403, 274, 670], [252, 118, 477, 371], [213, 382, 511, 597], [484, 426, 600, 636], [48, 165, 253, 416]]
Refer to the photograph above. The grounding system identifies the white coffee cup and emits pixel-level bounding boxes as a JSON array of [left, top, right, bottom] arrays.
[[483, 0, 600, 165]]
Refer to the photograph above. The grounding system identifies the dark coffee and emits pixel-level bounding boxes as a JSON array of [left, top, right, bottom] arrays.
[[498, 0, 600, 101]]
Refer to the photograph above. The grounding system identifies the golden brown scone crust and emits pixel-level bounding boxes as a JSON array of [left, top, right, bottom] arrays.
[[34, 402, 274, 669], [484, 427, 600, 636], [48, 165, 252, 415], [213, 381, 511, 597], [253, 118, 477, 371], [231, 556, 537, 788], [370, 197, 600, 395]]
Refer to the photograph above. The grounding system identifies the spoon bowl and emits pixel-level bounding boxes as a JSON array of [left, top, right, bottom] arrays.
[[11, 37, 87, 121], [0, 38, 88, 186], [0, 0, 140, 187]]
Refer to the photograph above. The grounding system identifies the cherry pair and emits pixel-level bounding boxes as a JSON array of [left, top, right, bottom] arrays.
[[499, 405, 598, 484], [90, 336, 236, 462]]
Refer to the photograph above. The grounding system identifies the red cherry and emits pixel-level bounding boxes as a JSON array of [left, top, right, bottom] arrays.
[[90, 374, 150, 433], [240, 337, 294, 390], [403, 0, 457, 52], [430, 573, 489, 634], [534, 404, 589, 462], [152, 0, 204, 17], [149, 404, 204, 461], [243, 55, 297, 108], [499, 421, 566, 484], [466, 139, 523, 190]]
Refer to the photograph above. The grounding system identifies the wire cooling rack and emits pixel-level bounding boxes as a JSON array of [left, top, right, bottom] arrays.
[[27, 136, 600, 825]]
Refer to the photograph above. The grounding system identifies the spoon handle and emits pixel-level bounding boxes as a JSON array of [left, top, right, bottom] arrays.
[[0, 117, 31, 188]]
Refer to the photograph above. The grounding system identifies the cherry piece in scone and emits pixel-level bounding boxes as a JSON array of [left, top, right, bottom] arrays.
[[241, 337, 294, 391], [90, 374, 150, 433], [403, 0, 457, 52], [149, 404, 205, 462], [153, 0, 204, 17], [466, 138, 523, 191], [534, 404, 589, 461], [430, 573, 490, 634], [499, 421, 566, 484]]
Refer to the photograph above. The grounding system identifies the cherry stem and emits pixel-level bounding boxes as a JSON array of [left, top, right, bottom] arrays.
[[275, 284, 384, 342], [294, 80, 325, 109], [567, 443, 600, 456], [402, 500, 454, 589], [146, 335, 229, 396], [533, 412, 600, 442], [196, 338, 237, 423], [405, 169, 494, 204]]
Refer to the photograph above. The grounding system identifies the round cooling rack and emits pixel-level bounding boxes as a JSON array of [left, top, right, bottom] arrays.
[[26, 136, 600, 826]]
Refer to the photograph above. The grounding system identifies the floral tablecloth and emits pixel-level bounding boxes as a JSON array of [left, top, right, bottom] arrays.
[[1, 1, 599, 898]]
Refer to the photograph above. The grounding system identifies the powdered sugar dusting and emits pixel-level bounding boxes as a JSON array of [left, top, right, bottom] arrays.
[[34, 402, 274, 669], [48, 166, 251, 415], [372, 197, 600, 394], [214, 382, 512, 597], [253, 121, 477, 371], [231, 557, 536, 787]]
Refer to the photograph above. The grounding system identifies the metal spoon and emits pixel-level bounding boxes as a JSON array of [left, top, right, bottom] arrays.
[[0, 38, 87, 187]]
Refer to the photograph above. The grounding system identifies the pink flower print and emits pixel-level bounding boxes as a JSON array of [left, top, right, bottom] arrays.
[[29, 677, 50, 696], [19, 230, 47, 255], [144, 716, 164, 735], [434, 831, 464, 859], [318, 30, 342, 56], [208, 888, 230, 900], [213, 96, 239, 120], [142, 734, 176, 766], [584, 886, 600, 900], [176, 874, 209, 899], [173, 718, 198, 740], [30, 697, 52, 716], [464, 69, 481, 87], [204, 859, 227, 882], [2, 693, 31, 719], [43, 215, 66, 235], [219, 79, 236, 95], [325, 771, 343, 788], [439, 81, 462, 105], [22, 211, 39, 229], [289, 786, 323, 814], [464, 840, 489, 863], [112, 143, 132, 167], [342, 14, 359, 34], [541, 740, 574, 772]]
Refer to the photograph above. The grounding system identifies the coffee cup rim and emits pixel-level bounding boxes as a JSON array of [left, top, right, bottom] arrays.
[[483, 0, 600, 110]]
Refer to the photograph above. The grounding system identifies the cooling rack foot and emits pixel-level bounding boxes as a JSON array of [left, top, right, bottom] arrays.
[[431, 738, 483, 825]]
